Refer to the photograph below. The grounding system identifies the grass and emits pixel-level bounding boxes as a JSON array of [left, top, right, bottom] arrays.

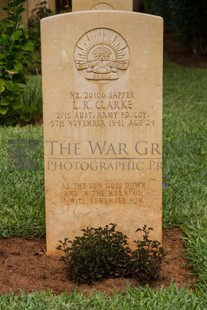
[[162, 59, 207, 294], [0, 58, 207, 307], [163, 59, 207, 228], [0, 284, 206, 309], [0, 125, 45, 237]]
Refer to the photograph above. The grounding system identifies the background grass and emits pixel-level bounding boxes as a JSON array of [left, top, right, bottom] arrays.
[[0, 58, 206, 307], [163, 59, 207, 228], [162, 59, 207, 293]]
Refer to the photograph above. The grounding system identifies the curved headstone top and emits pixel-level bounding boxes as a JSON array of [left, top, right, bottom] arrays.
[[72, 0, 133, 11]]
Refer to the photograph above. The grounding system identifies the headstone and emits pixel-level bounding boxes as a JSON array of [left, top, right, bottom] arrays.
[[72, 0, 132, 11], [41, 11, 163, 255]]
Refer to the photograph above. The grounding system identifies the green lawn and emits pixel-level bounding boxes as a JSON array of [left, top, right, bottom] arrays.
[[0, 125, 45, 238], [0, 58, 206, 308]]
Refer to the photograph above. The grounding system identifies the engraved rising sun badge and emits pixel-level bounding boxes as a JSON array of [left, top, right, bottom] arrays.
[[91, 3, 114, 10], [74, 28, 129, 82]]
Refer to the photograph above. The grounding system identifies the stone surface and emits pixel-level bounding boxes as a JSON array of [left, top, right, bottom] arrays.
[[41, 11, 163, 255], [72, 0, 132, 11]]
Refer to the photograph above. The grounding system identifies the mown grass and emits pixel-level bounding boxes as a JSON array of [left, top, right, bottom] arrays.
[[0, 58, 206, 307], [162, 58, 207, 295], [0, 125, 45, 237], [163, 59, 207, 228]]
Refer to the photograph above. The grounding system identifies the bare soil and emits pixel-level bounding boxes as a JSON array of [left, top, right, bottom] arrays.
[[0, 228, 196, 295]]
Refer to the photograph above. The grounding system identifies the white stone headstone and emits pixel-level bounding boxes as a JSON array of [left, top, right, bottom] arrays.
[[41, 11, 163, 255], [72, 0, 133, 11]]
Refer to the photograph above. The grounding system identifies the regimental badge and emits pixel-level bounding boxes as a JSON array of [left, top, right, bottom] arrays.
[[74, 28, 129, 82], [91, 4, 114, 10]]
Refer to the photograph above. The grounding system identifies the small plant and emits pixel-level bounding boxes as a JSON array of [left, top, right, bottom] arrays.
[[131, 225, 166, 283], [57, 224, 131, 284], [58, 224, 166, 285]]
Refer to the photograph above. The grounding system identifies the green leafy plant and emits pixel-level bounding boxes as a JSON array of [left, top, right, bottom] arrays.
[[57, 224, 131, 284], [57, 224, 166, 285], [131, 225, 166, 283], [0, 0, 34, 125], [19, 75, 42, 124]]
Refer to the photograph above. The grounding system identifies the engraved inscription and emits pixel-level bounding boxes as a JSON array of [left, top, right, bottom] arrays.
[[75, 29, 129, 82], [91, 3, 114, 10], [61, 182, 145, 206], [49, 91, 156, 128]]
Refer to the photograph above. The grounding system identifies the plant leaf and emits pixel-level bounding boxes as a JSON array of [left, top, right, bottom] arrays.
[[0, 106, 9, 115], [0, 80, 5, 93]]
